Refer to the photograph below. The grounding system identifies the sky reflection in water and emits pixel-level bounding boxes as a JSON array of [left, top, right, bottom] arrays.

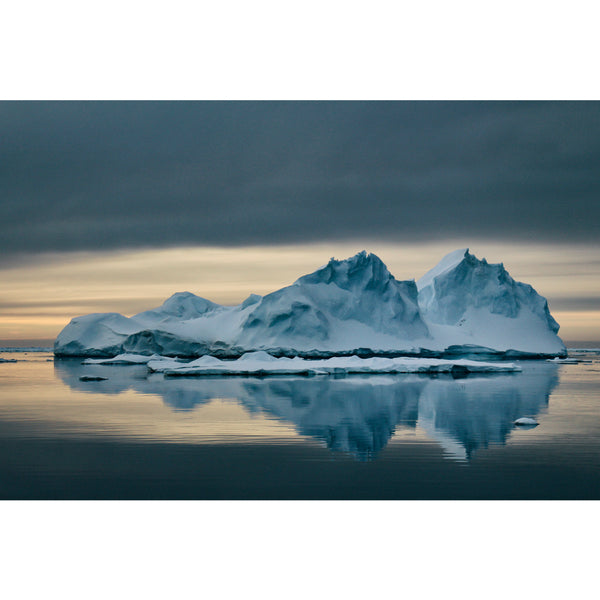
[[1, 352, 599, 498], [50, 357, 559, 462]]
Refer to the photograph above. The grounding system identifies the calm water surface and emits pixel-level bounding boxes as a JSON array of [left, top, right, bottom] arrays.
[[0, 349, 599, 499]]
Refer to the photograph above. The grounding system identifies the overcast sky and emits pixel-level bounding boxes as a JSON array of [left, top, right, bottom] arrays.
[[1, 101, 599, 341], [1, 101, 599, 262]]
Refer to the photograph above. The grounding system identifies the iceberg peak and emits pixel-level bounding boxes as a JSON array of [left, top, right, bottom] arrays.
[[240, 250, 429, 346], [417, 248, 563, 352], [296, 250, 395, 293], [135, 291, 221, 322], [417, 248, 470, 291], [240, 293, 262, 309]]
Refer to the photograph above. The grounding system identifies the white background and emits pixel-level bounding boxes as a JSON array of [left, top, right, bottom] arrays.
[[2, 2, 598, 598]]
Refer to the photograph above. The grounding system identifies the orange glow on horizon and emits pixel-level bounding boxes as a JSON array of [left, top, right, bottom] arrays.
[[1, 241, 599, 341]]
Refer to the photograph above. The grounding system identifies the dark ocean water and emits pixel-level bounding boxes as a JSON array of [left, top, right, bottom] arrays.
[[0, 349, 598, 499]]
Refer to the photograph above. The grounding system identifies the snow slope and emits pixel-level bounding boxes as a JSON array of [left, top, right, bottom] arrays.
[[54, 249, 566, 358]]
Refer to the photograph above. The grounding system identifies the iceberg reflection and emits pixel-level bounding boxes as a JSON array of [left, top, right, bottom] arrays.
[[236, 377, 422, 460], [55, 360, 559, 461], [418, 366, 557, 461]]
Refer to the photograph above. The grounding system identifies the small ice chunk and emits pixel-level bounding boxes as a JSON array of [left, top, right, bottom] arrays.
[[514, 417, 538, 426], [79, 375, 108, 381], [546, 358, 578, 364]]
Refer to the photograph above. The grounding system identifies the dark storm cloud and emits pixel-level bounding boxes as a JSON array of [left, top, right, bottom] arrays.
[[1, 101, 599, 261]]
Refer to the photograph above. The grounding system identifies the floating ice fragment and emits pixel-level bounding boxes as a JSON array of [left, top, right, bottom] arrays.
[[546, 357, 578, 364], [82, 353, 165, 365], [514, 417, 538, 426]]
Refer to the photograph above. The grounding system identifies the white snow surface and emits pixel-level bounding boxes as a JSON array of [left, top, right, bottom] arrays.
[[82, 353, 166, 365], [146, 351, 521, 376], [54, 249, 567, 358]]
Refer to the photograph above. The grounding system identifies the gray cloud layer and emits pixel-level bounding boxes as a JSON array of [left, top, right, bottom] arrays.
[[1, 101, 599, 261]]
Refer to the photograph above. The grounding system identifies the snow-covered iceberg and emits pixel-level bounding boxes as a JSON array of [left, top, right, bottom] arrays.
[[54, 249, 567, 359]]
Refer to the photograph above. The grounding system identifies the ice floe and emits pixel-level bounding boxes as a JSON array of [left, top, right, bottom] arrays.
[[146, 351, 521, 377]]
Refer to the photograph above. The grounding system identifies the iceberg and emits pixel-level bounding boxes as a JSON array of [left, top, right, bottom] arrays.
[[54, 249, 567, 359]]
